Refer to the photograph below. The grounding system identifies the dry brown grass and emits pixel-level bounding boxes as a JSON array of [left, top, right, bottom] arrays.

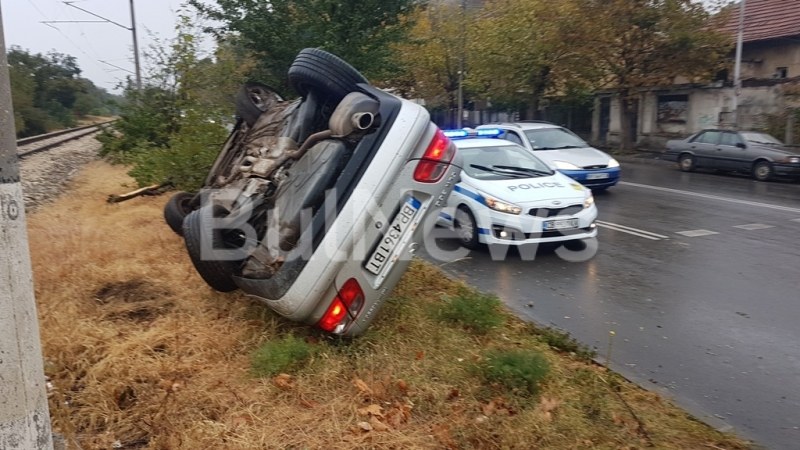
[[28, 160, 753, 450]]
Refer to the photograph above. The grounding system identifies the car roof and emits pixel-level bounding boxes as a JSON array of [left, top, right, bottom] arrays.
[[478, 121, 561, 131]]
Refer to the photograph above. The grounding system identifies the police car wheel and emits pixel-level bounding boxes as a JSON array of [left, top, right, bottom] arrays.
[[454, 206, 479, 250]]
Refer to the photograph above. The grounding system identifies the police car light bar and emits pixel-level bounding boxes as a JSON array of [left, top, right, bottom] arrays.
[[442, 128, 504, 139]]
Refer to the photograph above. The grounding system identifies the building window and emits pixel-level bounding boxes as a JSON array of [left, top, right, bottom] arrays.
[[657, 95, 688, 124], [775, 67, 788, 79]]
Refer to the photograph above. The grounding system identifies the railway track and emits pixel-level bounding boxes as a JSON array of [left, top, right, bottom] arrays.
[[16, 121, 113, 212], [17, 121, 114, 158]]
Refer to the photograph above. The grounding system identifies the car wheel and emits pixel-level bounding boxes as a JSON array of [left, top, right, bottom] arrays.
[[235, 82, 284, 127], [182, 207, 240, 292], [454, 206, 480, 250], [163, 191, 197, 236], [752, 161, 774, 181], [562, 239, 587, 251], [678, 153, 695, 172], [287, 48, 369, 102]]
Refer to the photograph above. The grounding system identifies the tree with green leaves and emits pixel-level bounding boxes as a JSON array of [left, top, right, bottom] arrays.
[[467, 0, 597, 119], [187, 0, 418, 94], [99, 12, 254, 191], [576, 0, 732, 150], [390, 3, 467, 126], [8, 46, 114, 136]]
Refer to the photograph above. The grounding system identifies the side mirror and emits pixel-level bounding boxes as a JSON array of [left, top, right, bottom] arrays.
[[736, 142, 746, 149]]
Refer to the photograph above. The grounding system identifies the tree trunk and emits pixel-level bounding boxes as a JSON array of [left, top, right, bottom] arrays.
[[619, 93, 635, 151]]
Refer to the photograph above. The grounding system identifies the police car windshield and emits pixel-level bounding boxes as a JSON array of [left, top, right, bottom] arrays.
[[459, 145, 553, 180], [524, 128, 587, 150]]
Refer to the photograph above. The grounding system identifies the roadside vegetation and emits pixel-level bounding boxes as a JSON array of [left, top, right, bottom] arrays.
[[7, 46, 119, 137], [27, 160, 752, 449], [12, 3, 759, 447]]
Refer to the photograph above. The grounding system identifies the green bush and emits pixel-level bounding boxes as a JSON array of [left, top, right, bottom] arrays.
[[481, 349, 550, 396], [250, 335, 315, 377], [533, 325, 597, 362], [437, 288, 505, 334], [126, 113, 228, 191]]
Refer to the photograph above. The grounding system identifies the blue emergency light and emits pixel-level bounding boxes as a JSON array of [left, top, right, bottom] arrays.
[[442, 128, 504, 139]]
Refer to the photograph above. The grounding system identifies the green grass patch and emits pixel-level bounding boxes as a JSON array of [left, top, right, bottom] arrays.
[[250, 334, 315, 376], [437, 288, 505, 334], [532, 324, 597, 362], [481, 349, 550, 396]]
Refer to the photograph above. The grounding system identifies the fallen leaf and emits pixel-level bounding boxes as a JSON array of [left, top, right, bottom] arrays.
[[353, 378, 373, 396], [299, 397, 319, 409], [447, 388, 460, 401], [272, 373, 294, 390], [396, 379, 408, 393], [358, 404, 384, 417], [538, 396, 561, 414], [357, 421, 373, 432], [415, 351, 425, 360], [369, 416, 390, 431]]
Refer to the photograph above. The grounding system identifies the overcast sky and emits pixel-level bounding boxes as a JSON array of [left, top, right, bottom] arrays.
[[1, 0, 214, 94]]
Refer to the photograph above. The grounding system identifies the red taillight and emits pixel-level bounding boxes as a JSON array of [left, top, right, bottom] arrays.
[[318, 278, 365, 332], [414, 128, 456, 183]]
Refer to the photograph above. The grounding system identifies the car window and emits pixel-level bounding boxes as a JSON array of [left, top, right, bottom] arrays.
[[740, 132, 784, 145], [458, 144, 553, 180], [719, 132, 743, 147], [691, 131, 720, 144], [523, 128, 587, 150], [503, 131, 524, 145]]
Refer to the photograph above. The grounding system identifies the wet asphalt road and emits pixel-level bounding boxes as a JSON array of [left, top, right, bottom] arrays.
[[420, 158, 800, 450]]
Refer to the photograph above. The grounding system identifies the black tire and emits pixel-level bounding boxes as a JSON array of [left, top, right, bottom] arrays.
[[287, 48, 369, 102], [678, 153, 695, 172], [235, 82, 284, 127], [752, 160, 774, 181], [182, 207, 240, 292], [454, 206, 480, 250], [164, 191, 197, 236]]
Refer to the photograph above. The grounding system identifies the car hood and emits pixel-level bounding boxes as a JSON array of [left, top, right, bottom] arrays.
[[749, 143, 800, 157], [533, 147, 612, 168], [463, 172, 588, 204]]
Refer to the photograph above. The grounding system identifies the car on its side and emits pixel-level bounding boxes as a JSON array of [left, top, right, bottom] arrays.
[[437, 128, 597, 249], [476, 121, 620, 190], [665, 129, 800, 181], [165, 48, 461, 337]]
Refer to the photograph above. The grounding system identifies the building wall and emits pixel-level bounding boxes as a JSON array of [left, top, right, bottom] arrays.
[[594, 85, 790, 149], [740, 41, 800, 79]]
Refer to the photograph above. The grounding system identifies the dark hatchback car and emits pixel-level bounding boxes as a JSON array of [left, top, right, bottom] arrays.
[[665, 129, 800, 181]]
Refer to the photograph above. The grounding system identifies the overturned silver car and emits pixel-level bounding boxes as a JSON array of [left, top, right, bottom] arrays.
[[164, 48, 461, 336]]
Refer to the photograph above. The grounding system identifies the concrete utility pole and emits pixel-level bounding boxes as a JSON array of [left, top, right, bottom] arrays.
[[0, 5, 55, 449], [732, 0, 745, 129]]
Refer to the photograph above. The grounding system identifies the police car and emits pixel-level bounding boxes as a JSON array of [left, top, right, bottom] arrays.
[[476, 122, 620, 190], [438, 129, 598, 249]]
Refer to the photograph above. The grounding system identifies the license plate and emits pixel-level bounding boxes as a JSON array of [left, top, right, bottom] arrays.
[[365, 198, 421, 275], [586, 172, 609, 180], [543, 218, 578, 231]]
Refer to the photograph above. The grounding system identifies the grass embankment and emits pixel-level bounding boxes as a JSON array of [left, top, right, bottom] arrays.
[[28, 160, 752, 449]]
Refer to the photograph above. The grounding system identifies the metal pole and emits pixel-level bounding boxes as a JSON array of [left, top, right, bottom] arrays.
[[456, 0, 465, 128], [129, 0, 142, 91], [732, 0, 745, 129], [61, 1, 142, 91], [0, 5, 55, 449]]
